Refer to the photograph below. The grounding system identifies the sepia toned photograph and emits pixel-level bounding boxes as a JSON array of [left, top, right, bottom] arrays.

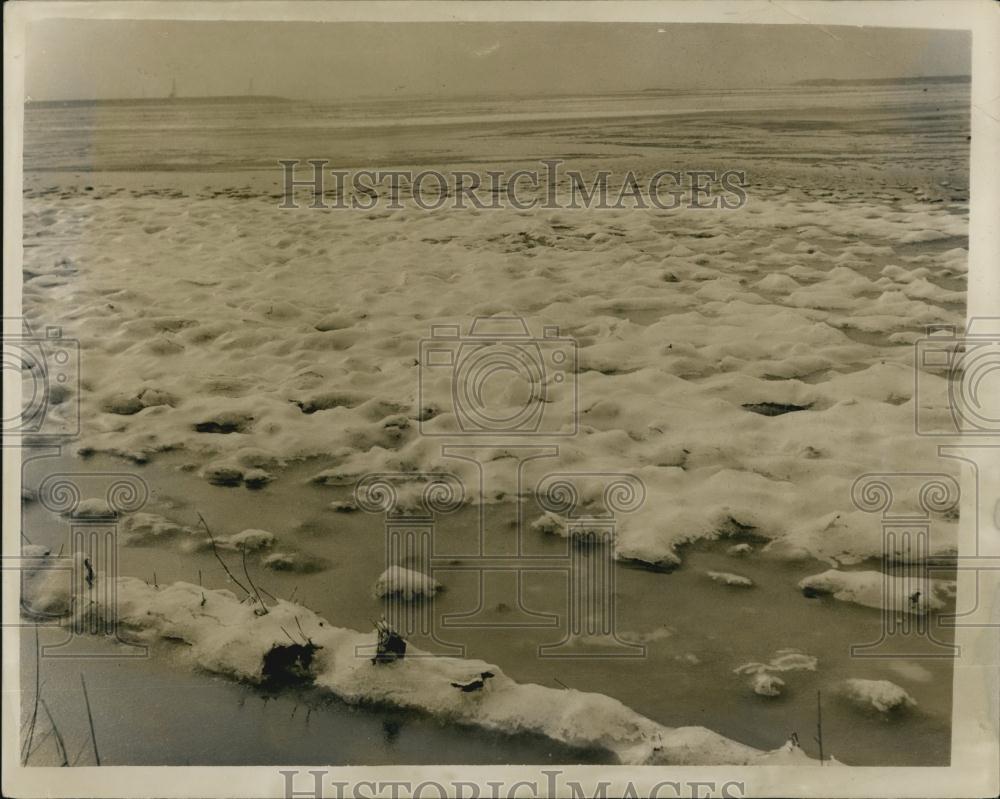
[[3, 2, 998, 797]]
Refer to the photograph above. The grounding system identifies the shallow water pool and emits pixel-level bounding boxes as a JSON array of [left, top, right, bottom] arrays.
[[20, 451, 955, 766]]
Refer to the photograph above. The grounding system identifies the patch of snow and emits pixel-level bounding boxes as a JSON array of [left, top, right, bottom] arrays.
[[735, 648, 818, 676], [840, 679, 916, 713], [221, 528, 276, 551], [121, 512, 196, 545], [750, 673, 785, 697], [799, 569, 954, 614], [706, 571, 754, 587], [66, 497, 116, 519], [262, 551, 327, 573], [20, 550, 75, 616], [374, 566, 442, 600]]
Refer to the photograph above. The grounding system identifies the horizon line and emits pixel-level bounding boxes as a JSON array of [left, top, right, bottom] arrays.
[[25, 73, 973, 106]]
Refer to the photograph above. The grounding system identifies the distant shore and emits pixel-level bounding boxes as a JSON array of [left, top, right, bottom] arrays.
[[25, 95, 294, 108], [794, 74, 970, 87]]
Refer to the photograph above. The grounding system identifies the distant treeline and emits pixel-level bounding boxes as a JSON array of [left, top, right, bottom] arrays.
[[25, 96, 294, 109], [794, 75, 971, 87]]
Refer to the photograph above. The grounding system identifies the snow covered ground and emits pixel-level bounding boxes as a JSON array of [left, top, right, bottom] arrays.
[[21, 170, 967, 568]]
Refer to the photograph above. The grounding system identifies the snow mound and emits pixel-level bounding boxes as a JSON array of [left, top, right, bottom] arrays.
[[121, 512, 197, 545], [221, 529, 276, 551], [374, 566, 441, 600], [66, 497, 117, 519], [20, 550, 75, 617], [840, 679, 916, 713], [706, 571, 754, 587], [202, 460, 274, 488], [735, 648, 818, 676], [750, 673, 785, 697], [530, 511, 566, 536], [799, 569, 955, 614], [262, 551, 328, 573]]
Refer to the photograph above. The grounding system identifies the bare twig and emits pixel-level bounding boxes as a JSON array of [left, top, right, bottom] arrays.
[[196, 512, 249, 596], [814, 689, 825, 765], [22, 626, 41, 765], [259, 586, 279, 603], [80, 674, 100, 766], [294, 616, 311, 644], [40, 699, 69, 766], [240, 546, 268, 613]]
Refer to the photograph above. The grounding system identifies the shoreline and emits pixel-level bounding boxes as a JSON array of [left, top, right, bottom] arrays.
[[20, 450, 957, 766], [21, 567, 813, 767]]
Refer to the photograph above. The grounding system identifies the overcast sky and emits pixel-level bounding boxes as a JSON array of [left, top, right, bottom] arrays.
[[25, 20, 970, 101]]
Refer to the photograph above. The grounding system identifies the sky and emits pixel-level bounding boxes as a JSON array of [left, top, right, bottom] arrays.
[[25, 20, 971, 101]]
